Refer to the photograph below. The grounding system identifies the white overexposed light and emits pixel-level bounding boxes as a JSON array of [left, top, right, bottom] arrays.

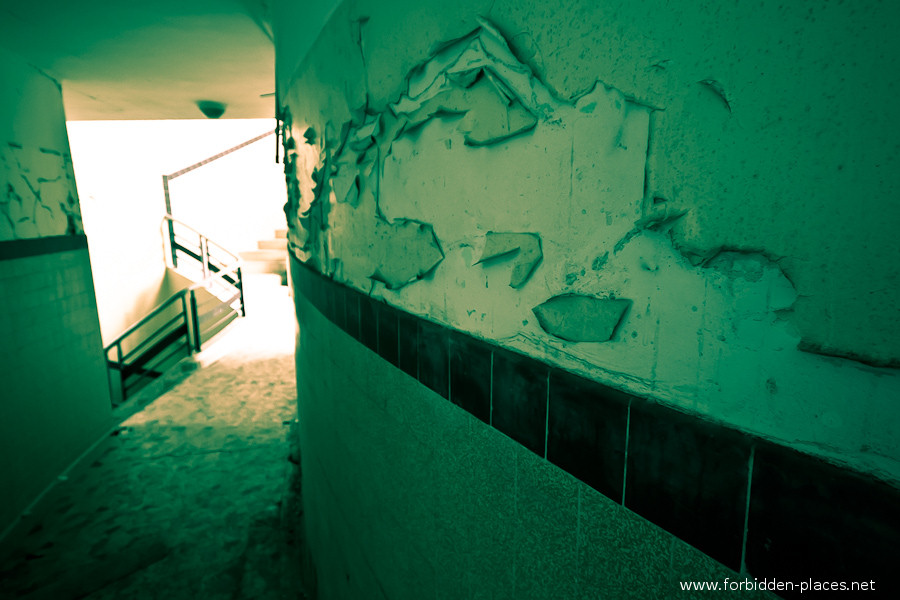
[[67, 118, 286, 342]]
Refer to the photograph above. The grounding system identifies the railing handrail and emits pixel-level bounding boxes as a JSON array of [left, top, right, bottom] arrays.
[[103, 260, 244, 353], [163, 215, 240, 264], [186, 260, 243, 291], [105, 214, 246, 406], [105, 216, 245, 353], [104, 290, 189, 351]]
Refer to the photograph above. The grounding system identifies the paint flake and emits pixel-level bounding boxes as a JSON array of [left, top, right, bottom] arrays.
[[370, 219, 444, 289], [532, 295, 631, 342], [698, 79, 732, 112], [476, 232, 542, 288]]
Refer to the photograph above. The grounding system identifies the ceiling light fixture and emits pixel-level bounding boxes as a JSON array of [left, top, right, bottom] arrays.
[[196, 100, 227, 119]]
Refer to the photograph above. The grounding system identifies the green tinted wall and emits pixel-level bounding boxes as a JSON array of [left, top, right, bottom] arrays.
[[276, 0, 900, 483], [292, 260, 773, 598], [277, 0, 900, 596], [0, 47, 110, 535]]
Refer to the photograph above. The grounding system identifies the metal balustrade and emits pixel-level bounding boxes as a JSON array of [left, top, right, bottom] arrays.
[[103, 216, 245, 406]]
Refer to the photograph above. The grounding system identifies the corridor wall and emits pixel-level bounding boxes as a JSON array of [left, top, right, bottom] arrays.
[[0, 46, 110, 535], [277, 0, 900, 596]]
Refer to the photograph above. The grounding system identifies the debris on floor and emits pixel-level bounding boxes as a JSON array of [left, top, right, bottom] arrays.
[[0, 275, 306, 600]]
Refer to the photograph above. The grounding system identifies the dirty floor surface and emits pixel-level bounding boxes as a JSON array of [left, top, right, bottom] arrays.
[[0, 275, 304, 599]]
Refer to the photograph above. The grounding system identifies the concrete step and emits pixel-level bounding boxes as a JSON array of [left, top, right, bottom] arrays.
[[274, 228, 288, 239], [241, 259, 286, 273], [241, 261, 287, 285], [240, 247, 287, 285], [258, 238, 288, 250], [243, 273, 283, 287], [240, 249, 285, 262]]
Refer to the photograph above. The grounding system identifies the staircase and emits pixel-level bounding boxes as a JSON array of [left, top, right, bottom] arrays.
[[103, 216, 246, 406], [240, 228, 288, 285]]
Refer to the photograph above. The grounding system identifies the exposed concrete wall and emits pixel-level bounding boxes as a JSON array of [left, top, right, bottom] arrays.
[[277, 0, 900, 485], [0, 46, 109, 535]]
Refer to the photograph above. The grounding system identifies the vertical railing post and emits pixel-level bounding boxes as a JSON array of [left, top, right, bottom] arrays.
[[106, 348, 116, 408], [117, 342, 125, 404], [181, 293, 192, 355], [200, 236, 209, 280], [237, 266, 246, 316], [162, 177, 177, 268], [190, 289, 201, 352]]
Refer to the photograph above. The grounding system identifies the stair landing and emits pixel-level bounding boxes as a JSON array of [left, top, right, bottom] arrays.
[[239, 230, 288, 285]]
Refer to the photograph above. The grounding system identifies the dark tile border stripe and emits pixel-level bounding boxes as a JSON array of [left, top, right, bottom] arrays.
[[746, 441, 899, 595], [417, 319, 449, 399], [289, 254, 900, 596], [625, 401, 751, 571], [547, 369, 628, 504], [0, 234, 87, 261], [449, 334, 491, 424], [492, 347, 548, 457]]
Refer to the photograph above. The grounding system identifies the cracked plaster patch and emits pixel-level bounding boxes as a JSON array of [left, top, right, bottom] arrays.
[[282, 16, 651, 330], [282, 16, 811, 360], [281, 16, 818, 370], [1, 143, 82, 240], [374, 20, 649, 269], [369, 219, 444, 289], [395, 72, 538, 146], [697, 79, 731, 112], [276, 0, 900, 491], [532, 294, 631, 342], [475, 231, 542, 288]]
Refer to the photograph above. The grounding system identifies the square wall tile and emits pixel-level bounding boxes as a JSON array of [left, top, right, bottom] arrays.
[[303, 266, 322, 311], [449, 333, 491, 424], [547, 369, 629, 501], [417, 320, 449, 399], [300, 267, 315, 302], [288, 256, 307, 298], [344, 289, 361, 340], [397, 312, 418, 379], [359, 294, 378, 353], [746, 442, 900, 592], [316, 279, 330, 316], [625, 402, 750, 571], [491, 348, 548, 457], [377, 303, 399, 367], [331, 283, 346, 331], [322, 282, 336, 323]]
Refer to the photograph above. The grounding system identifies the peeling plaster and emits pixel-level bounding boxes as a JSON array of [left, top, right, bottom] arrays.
[[284, 19, 649, 292], [0, 143, 82, 240], [369, 219, 444, 289], [280, 1, 900, 481], [302, 0, 900, 365], [797, 341, 900, 370], [533, 294, 631, 342], [475, 231, 542, 288], [697, 79, 731, 112]]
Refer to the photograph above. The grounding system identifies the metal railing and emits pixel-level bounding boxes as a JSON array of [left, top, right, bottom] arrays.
[[103, 216, 245, 407]]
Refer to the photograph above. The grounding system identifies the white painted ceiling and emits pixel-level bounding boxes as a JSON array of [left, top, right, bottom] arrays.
[[0, 0, 276, 120]]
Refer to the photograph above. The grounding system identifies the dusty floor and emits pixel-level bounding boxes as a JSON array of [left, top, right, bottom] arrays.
[[0, 275, 305, 599]]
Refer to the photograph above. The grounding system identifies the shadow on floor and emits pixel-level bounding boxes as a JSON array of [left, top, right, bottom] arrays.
[[0, 275, 308, 599]]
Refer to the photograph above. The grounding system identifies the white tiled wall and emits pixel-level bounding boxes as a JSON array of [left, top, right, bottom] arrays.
[[0, 244, 111, 533]]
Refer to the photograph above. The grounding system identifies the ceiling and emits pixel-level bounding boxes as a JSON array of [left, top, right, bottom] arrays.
[[0, 0, 276, 120]]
